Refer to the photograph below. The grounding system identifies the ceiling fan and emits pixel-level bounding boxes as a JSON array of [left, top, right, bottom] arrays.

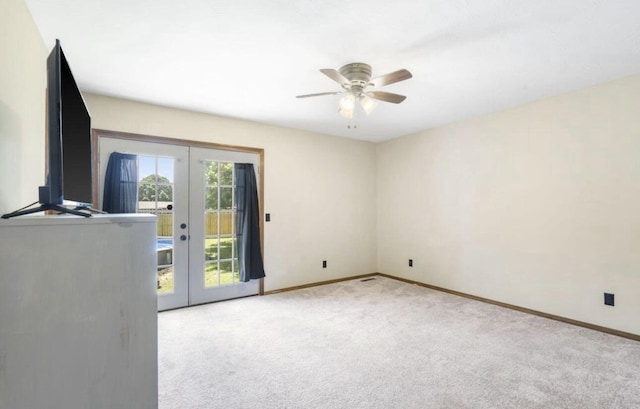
[[296, 62, 412, 118]]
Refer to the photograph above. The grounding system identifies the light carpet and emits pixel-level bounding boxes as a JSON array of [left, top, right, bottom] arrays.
[[158, 276, 640, 408]]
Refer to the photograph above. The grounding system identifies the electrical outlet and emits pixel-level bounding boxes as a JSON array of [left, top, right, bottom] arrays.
[[409, 259, 413, 267], [322, 260, 327, 269], [604, 293, 615, 306], [265, 213, 271, 222]]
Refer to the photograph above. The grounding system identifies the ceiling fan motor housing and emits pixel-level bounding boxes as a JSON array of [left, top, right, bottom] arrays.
[[339, 63, 372, 91]]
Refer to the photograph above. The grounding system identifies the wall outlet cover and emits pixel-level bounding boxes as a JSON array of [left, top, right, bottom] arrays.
[[604, 293, 615, 306]]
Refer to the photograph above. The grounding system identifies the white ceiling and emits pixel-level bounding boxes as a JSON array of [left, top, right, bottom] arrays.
[[25, 0, 640, 142]]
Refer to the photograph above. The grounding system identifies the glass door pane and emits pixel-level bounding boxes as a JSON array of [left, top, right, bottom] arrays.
[[204, 161, 239, 288], [137, 155, 175, 294]]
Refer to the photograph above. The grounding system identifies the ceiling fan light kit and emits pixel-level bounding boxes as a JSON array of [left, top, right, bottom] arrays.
[[297, 62, 412, 118], [338, 93, 356, 118], [359, 95, 378, 115]]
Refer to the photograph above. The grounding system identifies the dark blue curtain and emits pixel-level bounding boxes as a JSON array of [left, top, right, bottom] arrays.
[[103, 152, 138, 213], [235, 163, 265, 282]]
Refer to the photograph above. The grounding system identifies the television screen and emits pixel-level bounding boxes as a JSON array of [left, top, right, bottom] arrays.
[[60, 47, 92, 204]]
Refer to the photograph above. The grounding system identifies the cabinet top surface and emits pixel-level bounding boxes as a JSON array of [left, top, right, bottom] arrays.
[[0, 213, 157, 227]]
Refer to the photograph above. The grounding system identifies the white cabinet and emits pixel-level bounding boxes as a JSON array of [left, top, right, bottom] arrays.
[[0, 214, 158, 409]]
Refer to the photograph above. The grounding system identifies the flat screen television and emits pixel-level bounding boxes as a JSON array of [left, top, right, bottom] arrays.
[[2, 39, 93, 219]]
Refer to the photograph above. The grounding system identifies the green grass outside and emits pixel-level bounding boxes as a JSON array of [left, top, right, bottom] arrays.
[[157, 237, 238, 294]]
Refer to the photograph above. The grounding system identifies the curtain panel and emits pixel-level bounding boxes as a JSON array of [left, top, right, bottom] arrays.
[[102, 152, 138, 213], [234, 163, 265, 282]]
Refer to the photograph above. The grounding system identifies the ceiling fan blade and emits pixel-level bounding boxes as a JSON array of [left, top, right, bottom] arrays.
[[296, 91, 342, 99], [367, 91, 407, 104], [368, 69, 412, 88], [320, 68, 351, 87]]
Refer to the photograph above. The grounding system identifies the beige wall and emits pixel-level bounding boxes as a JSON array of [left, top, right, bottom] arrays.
[[377, 75, 640, 335], [0, 0, 47, 213], [84, 94, 378, 291]]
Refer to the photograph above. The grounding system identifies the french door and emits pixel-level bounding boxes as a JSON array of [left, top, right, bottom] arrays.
[[188, 147, 260, 305], [98, 137, 260, 311]]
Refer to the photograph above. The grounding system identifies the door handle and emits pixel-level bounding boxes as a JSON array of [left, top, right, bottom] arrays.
[[180, 235, 188, 241]]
